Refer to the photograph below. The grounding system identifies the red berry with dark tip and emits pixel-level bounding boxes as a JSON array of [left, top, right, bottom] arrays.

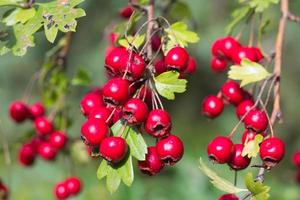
[[65, 177, 81, 195], [202, 95, 224, 118], [145, 109, 172, 138], [29, 102, 45, 119], [49, 131, 68, 150], [207, 136, 233, 164], [292, 151, 300, 167], [18, 143, 36, 166], [9, 101, 29, 123], [138, 146, 164, 176], [80, 92, 104, 116], [100, 137, 128, 163], [120, 51, 146, 80], [88, 106, 112, 125], [220, 36, 240, 58], [0, 181, 9, 200], [34, 117, 53, 136], [221, 81, 244, 105], [165, 46, 189, 72], [81, 118, 109, 146], [232, 46, 257, 64], [219, 194, 239, 200], [123, 98, 149, 124], [185, 57, 197, 74], [260, 137, 285, 167], [105, 47, 129, 76], [102, 78, 129, 106], [236, 100, 254, 119], [119, 5, 134, 18], [243, 109, 268, 132], [38, 142, 56, 160], [210, 57, 228, 72], [228, 144, 251, 170], [156, 135, 184, 165], [154, 58, 167, 75], [55, 182, 69, 200]]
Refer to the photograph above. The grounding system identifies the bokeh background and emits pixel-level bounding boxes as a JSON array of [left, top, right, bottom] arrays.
[[1, 0, 300, 199]]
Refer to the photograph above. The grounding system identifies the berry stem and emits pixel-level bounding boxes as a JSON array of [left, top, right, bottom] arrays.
[[146, 0, 155, 60]]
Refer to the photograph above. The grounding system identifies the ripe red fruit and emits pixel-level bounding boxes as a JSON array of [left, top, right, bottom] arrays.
[[202, 95, 224, 118], [49, 131, 68, 150], [102, 78, 129, 106], [232, 46, 257, 64], [137, 86, 152, 106], [29, 136, 45, 151], [145, 109, 172, 138], [154, 58, 167, 75], [109, 32, 119, 45], [292, 151, 300, 167], [243, 109, 268, 132], [259, 137, 285, 167], [123, 98, 149, 124], [18, 143, 36, 166], [236, 100, 255, 119], [99, 137, 128, 163], [207, 136, 233, 164], [165, 46, 189, 72], [65, 177, 81, 195], [251, 47, 264, 61], [9, 101, 29, 123], [29, 102, 45, 119], [34, 117, 53, 136], [105, 47, 129, 75], [81, 118, 109, 146], [210, 57, 228, 72], [218, 194, 239, 200], [211, 38, 223, 57], [219, 36, 240, 58], [0, 180, 9, 200], [151, 34, 161, 51], [119, 5, 134, 18], [38, 142, 56, 160], [138, 146, 164, 176], [221, 81, 244, 105], [88, 106, 112, 125], [80, 92, 104, 116], [241, 129, 265, 144], [54, 182, 69, 199], [185, 57, 197, 74], [120, 51, 146, 80], [156, 135, 184, 165], [228, 144, 251, 170]]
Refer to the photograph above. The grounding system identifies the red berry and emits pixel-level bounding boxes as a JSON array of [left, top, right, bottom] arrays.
[[219, 194, 239, 200], [292, 151, 300, 167], [102, 78, 129, 106], [138, 146, 164, 176], [29, 136, 45, 151], [211, 38, 223, 57], [81, 118, 109, 146], [145, 109, 172, 138], [228, 144, 251, 170], [123, 98, 149, 124], [185, 57, 197, 74], [232, 46, 257, 64], [207, 136, 233, 164], [111, 107, 123, 124], [54, 182, 69, 200], [0, 181, 9, 200], [165, 47, 189, 72], [49, 131, 68, 150], [202, 95, 224, 118], [241, 129, 257, 144], [105, 47, 129, 76], [65, 177, 81, 195], [236, 100, 254, 119], [210, 57, 228, 72], [151, 34, 161, 51], [243, 109, 268, 132], [154, 58, 167, 75], [38, 142, 56, 160], [9, 101, 29, 123], [88, 106, 112, 125], [80, 92, 104, 116], [34, 117, 53, 136], [251, 47, 264, 61], [220, 36, 240, 58], [99, 137, 128, 163], [156, 135, 184, 165], [120, 51, 146, 80], [109, 32, 119, 45], [221, 81, 244, 105], [137, 86, 152, 106], [260, 137, 285, 167], [119, 5, 134, 18], [29, 102, 45, 119], [18, 143, 36, 166]]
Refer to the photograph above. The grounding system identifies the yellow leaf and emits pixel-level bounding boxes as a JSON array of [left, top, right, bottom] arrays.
[[242, 134, 264, 158]]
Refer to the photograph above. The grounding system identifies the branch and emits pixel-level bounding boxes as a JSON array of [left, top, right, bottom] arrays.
[[146, 0, 155, 60], [287, 12, 300, 23]]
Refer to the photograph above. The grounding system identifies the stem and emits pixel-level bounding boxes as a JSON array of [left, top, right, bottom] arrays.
[[234, 170, 238, 186], [146, 0, 155, 60]]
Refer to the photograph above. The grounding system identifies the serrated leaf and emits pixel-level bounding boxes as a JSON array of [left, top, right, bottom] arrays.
[[242, 134, 264, 158], [199, 158, 248, 194], [106, 166, 121, 194], [225, 6, 252, 35], [97, 160, 109, 180], [118, 34, 145, 49], [126, 127, 147, 160], [3, 8, 36, 26], [154, 71, 187, 100], [245, 173, 270, 200], [71, 68, 92, 86], [249, 0, 279, 13], [117, 155, 134, 186], [228, 58, 271, 87]]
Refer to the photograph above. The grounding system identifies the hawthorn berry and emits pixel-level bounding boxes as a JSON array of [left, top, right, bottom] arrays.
[[123, 98, 149, 124], [29, 102, 45, 119], [211, 38, 223, 57], [119, 5, 134, 18], [241, 129, 266, 144], [221, 81, 244, 105], [260, 137, 285, 167], [236, 99, 255, 119], [34, 117, 53, 136], [29, 136, 45, 151], [219, 36, 240, 58], [0, 181, 9, 200], [185, 57, 197, 74], [138, 146, 164, 176], [210, 57, 228, 72], [154, 58, 167, 75], [54, 182, 69, 199], [81, 118, 109, 146], [18, 143, 36, 166], [88, 106, 112, 125], [231, 46, 257, 64], [156, 135, 184, 165], [151, 34, 161, 51], [145, 109, 172, 138], [228, 144, 251, 170], [218, 194, 239, 200], [109, 32, 119, 45], [292, 151, 300, 167], [120, 51, 146, 80], [9, 100, 29, 123], [65, 177, 81, 195], [112, 107, 123, 124], [49, 131, 68, 150], [243, 109, 268, 132], [80, 92, 104, 116], [251, 47, 264, 61], [38, 142, 57, 160], [207, 136, 233, 164], [202, 95, 224, 118], [165, 46, 189, 72], [105, 47, 129, 76], [102, 78, 129, 106], [99, 136, 128, 163]]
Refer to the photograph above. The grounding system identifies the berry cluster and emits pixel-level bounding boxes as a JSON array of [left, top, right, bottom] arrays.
[[9, 101, 68, 166], [210, 36, 263, 72], [0, 180, 8, 200], [292, 151, 300, 184], [54, 177, 82, 200]]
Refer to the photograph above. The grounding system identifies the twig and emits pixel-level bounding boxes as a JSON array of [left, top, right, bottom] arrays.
[[146, 0, 155, 60], [287, 12, 300, 22]]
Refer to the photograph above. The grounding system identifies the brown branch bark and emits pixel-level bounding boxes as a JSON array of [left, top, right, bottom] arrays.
[[146, 0, 155, 60]]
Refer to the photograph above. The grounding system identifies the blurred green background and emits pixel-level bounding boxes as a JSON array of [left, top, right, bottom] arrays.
[[1, 0, 300, 199]]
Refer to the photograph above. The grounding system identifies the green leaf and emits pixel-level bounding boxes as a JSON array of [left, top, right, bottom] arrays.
[[71, 68, 92, 86], [154, 71, 187, 100], [228, 58, 271, 87], [117, 156, 134, 186], [249, 0, 279, 13], [199, 158, 248, 194], [44, 24, 58, 43], [225, 6, 252, 35], [3, 8, 36, 26], [0, 0, 22, 7], [242, 134, 264, 158], [245, 173, 270, 200], [97, 160, 109, 180], [106, 166, 121, 194], [126, 127, 147, 161], [111, 120, 130, 136], [118, 34, 145, 49]]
